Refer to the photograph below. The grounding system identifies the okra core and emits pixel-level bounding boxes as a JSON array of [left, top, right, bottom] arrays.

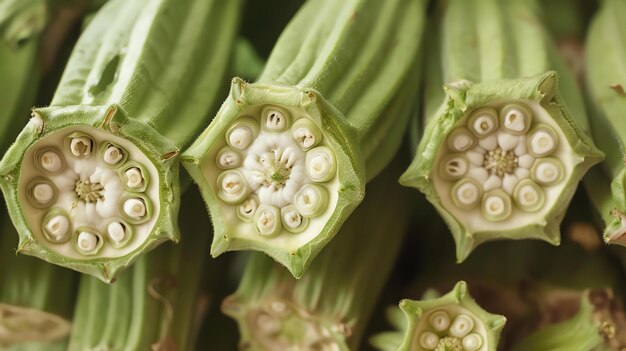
[[205, 105, 340, 247], [413, 308, 488, 351], [18, 126, 160, 260], [432, 100, 574, 230]]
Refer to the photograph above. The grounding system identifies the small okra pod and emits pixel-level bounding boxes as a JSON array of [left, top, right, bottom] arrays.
[[371, 282, 506, 351], [182, 0, 427, 278], [400, 0, 603, 262], [583, 0, 626, 247], [0, 0, 242, 282], [222, 158, 413, 350]]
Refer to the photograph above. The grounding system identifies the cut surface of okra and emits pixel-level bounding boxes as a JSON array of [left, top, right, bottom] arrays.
[[400, 0, 603, 261], [0, 0, 240, 282], [182, 0, 426, 277]]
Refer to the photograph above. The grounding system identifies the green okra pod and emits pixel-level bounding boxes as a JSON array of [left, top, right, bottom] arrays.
[[182, 0, 426, 277], [0, 0, 241, 282], [222, 157, 413, 350], [583, 0, 626, 247], [400, 0, 603, 261]]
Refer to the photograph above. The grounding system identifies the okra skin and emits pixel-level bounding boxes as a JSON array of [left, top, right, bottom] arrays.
[[584, 0, 626, 247], [400, 0, 603, 261], [182, 0, 425, 278], [221, 157, 413, 350], [371, 282, 506, 351], [0, 0, 241, 282]]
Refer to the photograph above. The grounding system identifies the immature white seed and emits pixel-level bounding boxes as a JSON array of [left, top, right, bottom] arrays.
[[39, 150, 63, 173], [468, 108, 498, 138], [532, 158, 563, 185], [448, 127, 476, 152], [256, 312, 282, 334], [218, 171, 248, 204], [462, 333, 483, 351], [237, 197, 258, 221], [123, 198, 146, 219], [449, 314, 474, 338], [125, 168, 144, 188], [440, 155, 469, 181], [217, 148, 241, 169], [44, 215, 70, 242], [70, 137, 92, 157], [107, 222, 126, 242], [482, 190, 512, 221], [514, 179, 544, 212], [33, 183, 54, 204], [428, 310, 451, 331], [452, 179, 482, 210], [103, 146, 123, 165], [306, 147, 336, 182], [282, 206, 307, 233], [255, 205, 281, 236], [294, 184, 328, 218], [419, 331, 440, 350], [293, 127, 316, 149], [528, 127, 557, 157], [265, 109, 287, 131], [228, 126, 254, 150], [77, 231, 98, 252], [501, 105, 530, 134]]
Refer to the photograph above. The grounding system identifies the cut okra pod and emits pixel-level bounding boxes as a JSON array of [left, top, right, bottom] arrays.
[[0, 0, 241, 282], [371, 282, 506, 351], [182, 0, 426, 277], [583, 0, 626, 247], [222, 158, 412, 350], [400, 0, 603, 261]]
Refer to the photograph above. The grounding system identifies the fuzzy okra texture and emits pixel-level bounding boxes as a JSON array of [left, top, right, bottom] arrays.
[[400, 0, 603, 262], [583, 0, 626, 247], [182, 0, 426, 278], [0, 0, 240, 282], [221, 158, 413, 351]]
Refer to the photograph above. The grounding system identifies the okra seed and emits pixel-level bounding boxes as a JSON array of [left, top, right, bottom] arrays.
[[448, 127, 476, 152], [419, 331, 440, 350], [528, 130, 557, 156], [443, 156, 468, 179], [107, 222, 126, 242], [44, 215, 70, 242], [532, 159, 563, 185], [461, 333, 483, 351], [294, 184, 327, 217], [103, 146, 123, 165], [481, 191, 512, 221], [33, 183, 54, 204], [255, 206, 280, 236], [39, 150, 63, 173], [452, 179, 482, 209], [238, 198, 258, 221], [70, 137, 93, 157], [123, 198, 146, 219], [502, 109, 527, 132], [265, 110, 287, 131], [449, 315, 474, 337], [125, 168, 143, 188], [217, 149, 241, 169], [306, 147, 336, 182], [293, 127, 316, 149], [218, 171, 248, 204], [77, 231, 98, 252], [283, 208, 303, 229], [229, 126, 254, 150], [514, 179, 544, 212], [429, 311, 451, 331]]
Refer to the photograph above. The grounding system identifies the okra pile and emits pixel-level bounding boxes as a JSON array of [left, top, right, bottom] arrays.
[[1, 0, 626, 350]]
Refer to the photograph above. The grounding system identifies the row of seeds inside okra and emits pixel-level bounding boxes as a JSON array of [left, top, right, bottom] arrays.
[[26, 132, 152, 256], [439, 103, 564, 222], [216, 106, 336, 237]]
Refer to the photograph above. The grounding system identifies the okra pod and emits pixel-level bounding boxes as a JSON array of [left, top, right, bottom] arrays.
[[0, 0, 241, 282], [400, 0, 603, 261], [182, 0, 426, 277], [222, 157, 412, 350], [583, 0, 626, 247]]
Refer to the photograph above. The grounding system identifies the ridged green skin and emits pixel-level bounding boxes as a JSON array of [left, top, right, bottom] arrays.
[[182, 0, 426, 278], [222, 158, 413, 350], [0, 0, 241, 282], [371, 282, 506, 351], [400, 0, 603, 262], [0, 0, 46, 47], [583, 0, 626, 247], [67, 189, 211, 351], [0, 214, 77, 350], [511, 289, 622, 351]]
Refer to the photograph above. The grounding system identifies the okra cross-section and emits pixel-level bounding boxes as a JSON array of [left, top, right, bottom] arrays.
[[183, 80, 363, 278]]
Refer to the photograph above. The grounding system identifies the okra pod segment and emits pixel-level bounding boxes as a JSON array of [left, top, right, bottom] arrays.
[[583, 0, 626, 247], [400, 0, 603, 262], [182, 0, 426, 277], [0, 0, 241, 282], [371, 282, 506, 351]]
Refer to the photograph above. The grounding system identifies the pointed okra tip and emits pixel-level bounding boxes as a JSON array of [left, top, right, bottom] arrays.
[[396, 282, 505, 351], [222, 294, 349, 351], [182, 79, 364, 276], [401, 73, 603, 261], [0, 105, 180, 282]]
